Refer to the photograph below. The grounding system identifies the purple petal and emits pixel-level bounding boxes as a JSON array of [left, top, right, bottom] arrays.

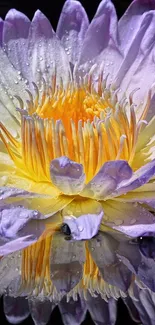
[[0, 18, 3, 46], [28, 10, 70, 86], [62, 198, 103, 240], [0, 252, 21, 294], [86, 293, 117, 325], [123, 297, 141, 323], [115, 10, 155, 120], [50, 234, 85, 293], [63, 211, 103, 240], [0, 203, 45, 255], [102, 201, 155, 237], [2, 9, 30, 80], [76, 0, 122, 80], [118, 0, 155, 55], [112, 159, 155, 197], [28, 299, 54, 325], [56, 0, 89, 64], [59, 296, 87, 325], [131, 283, 155, 324], [88, 232, 132, 292], [81, 160, 132, 200], [50, 156, 85, 195], [3, 296, 30, 324]]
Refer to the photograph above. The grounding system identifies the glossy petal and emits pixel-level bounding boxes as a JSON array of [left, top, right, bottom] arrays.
[[0, 203, 45, 255], [0, 18, 3, 46], [3, 296, 30, 324], [115, 10, 155, 120], [76, 0, 122, 79], [102, 200, 155, 237], [81, 160, 132, 200], [28, 299, 54, 325], [86, 293, 117, 325], [28, 10, 70, 86], [2, 9, 31, 80], [110, 159, 155, 198], [62, 198, 103, 240], [59, 296, 86, 325], [50, 234, 85, 293], [119, 0, 155, 54], [88, 232, 132, 291], [56, 0, 89, 64], [50, 156, 85, 195]]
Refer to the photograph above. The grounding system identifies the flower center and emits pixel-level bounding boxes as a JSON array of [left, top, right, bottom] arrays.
[[0, 73, 150, 185]]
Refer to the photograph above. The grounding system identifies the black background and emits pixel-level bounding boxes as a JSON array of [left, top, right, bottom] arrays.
[[0, 0, 138, 324]]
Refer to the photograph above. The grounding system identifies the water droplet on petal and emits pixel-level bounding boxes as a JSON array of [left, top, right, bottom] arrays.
[[114, 219, 123, 226]]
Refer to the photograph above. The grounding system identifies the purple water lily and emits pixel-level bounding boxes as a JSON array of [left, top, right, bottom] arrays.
[[0, 0, 155, 324]]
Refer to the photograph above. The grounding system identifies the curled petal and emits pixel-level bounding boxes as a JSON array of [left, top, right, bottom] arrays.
[[28, 299, 54, 325], [50, 156, 85, 195], [81, 160, 132, 200]]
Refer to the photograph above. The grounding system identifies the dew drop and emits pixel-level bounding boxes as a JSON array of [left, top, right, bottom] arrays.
[[114, 219, 123, 226], [130, 218, 137, 225]]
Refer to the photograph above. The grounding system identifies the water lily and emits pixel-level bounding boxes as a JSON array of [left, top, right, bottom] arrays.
[[1, 0, 155, 324]]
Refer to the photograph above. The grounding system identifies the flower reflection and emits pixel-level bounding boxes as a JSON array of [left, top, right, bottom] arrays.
[[0, 0, 155, 324]]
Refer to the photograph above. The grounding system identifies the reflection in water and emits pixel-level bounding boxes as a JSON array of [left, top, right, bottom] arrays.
[[1, 230, 155, 324]]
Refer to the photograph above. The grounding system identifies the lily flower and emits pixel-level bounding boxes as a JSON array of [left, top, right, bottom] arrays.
[[1, 0, 155, 324]]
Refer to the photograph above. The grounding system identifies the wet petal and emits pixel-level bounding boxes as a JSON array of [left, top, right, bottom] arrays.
[[28, 299, 54, 325], [50, 233, 85, 293], [50, 156, 85, 195], [3, 296, 30, 324], [110, 159, 155, 198], [88, 232, 132, 291], [62, 198, 103, 240], [81, 160, 132, 200], [119, 0, 155, 54], [56, 0, 89, 64], [102, 200, 155, 237], [77, 0, 122, 78], [0, 203, 45, 255], [28, 10, 70, 86], [0, 251, 21, 294], [2, 9, 31, 80], [86, 293, 117, 325], [59, 296, 86, 325]]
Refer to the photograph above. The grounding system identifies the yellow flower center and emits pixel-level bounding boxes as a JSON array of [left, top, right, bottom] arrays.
[[0, 73, 150, 187]]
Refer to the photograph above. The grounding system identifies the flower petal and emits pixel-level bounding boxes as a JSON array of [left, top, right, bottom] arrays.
[[88, 232, 132, 291], [28, 299, 54, 325], [59, 296, 86, 325], [50, 156, 85, 195], [56, 0, 89, 64], [3, 296, 30, 324], [111, 159, 155, 198], [62, 198, 103, 240], [81, 160, 132, 200], [102, 201, 155, 237], [118, 0, 155, 54], [0, 203, 45, 255], [123, 297, 141, 323], [131, 283, 155, 324], [86, 293, 117, 325], [28, 10, 71, 86], [50, 234, 85, 293], [0, 251, 21, 294], [2, 9, 31, 80], [76, 0, 122, 80]]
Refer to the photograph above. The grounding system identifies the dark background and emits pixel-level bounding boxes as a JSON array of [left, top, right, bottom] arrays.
[[0, 0, 138, 324]]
